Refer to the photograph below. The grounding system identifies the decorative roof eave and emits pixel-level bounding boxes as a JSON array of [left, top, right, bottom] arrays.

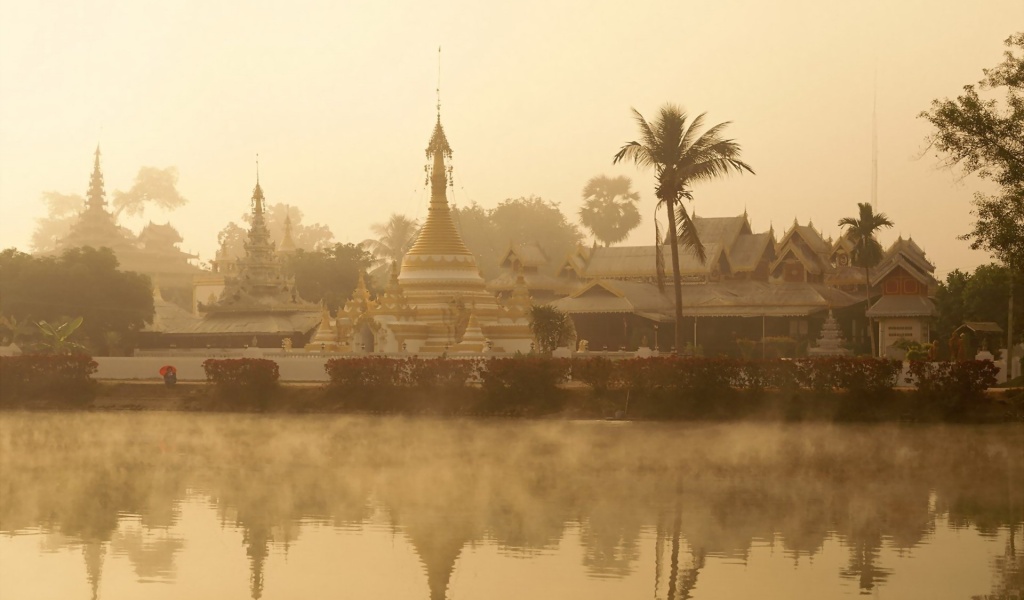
[[865, 294, 938, 318], [869, 255, 938, 287], [570, 279, 626, 299], [769, 244, 823, 275]]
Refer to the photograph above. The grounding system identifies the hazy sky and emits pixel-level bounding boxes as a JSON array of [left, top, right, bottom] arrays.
[[1, 1, 1020, 276]]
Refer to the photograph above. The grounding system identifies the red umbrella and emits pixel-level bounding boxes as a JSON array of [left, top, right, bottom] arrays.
[[159, 365, 177, 377]]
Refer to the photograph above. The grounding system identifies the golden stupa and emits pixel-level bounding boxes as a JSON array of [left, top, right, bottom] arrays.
[[308, 111, 534, 354]]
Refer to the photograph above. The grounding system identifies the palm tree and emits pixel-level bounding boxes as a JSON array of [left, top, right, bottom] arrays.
[[361, 214, 420, 280], [579, 175, 642, 246], [838, 202, 894, 356], [614, 104, 754, 353]]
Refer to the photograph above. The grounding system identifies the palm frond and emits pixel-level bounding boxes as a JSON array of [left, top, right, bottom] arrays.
[[674, 204, 706, 264], [679, 112, 709, 153]]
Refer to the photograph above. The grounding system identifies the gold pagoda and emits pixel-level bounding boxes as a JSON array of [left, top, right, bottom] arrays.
[[309, 111, 534, 354]]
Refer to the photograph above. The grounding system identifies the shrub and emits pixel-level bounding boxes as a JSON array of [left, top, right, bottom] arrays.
[[571, 356, 618, 394], [907, 360, 999, 415], [0, 354, 98, 403], [480, 357, 570, 412], [325, 356, 407, 394], [202, 358, 279, 403], [529, 305, 575, 354], [794, 358, 901, 395], [406, 357, 481, 390]]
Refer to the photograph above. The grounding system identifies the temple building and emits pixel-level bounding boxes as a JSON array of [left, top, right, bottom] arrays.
[[304, 111, 535, 354], [544, 214, 937, 356], [56, 147, 201, 300], [146, 177, 321, 349]]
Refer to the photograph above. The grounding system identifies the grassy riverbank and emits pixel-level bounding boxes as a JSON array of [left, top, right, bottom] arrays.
[[3, 380, 1022, 423]]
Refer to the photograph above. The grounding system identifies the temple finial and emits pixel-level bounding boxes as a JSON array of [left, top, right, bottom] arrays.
[[436, 46, 442, 119], [256, 153, 260, 185]]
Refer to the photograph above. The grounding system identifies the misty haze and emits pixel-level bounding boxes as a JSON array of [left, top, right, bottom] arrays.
[[1, 415, 1021, 599], [2, 1, 1023, 599]]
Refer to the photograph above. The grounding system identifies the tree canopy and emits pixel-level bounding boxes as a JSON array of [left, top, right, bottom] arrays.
[[361, 214, 420, 283], [287, 243, 375, 313], [452, 196, 583, 279], [578, 175, 641, 247], [218, 203, 335, 259], [935, 263, 1024, 345], [111, 167, 188, 219], [0, 247, 154, 355], [922, 32, 1024, 268], [837, 203, 894, 270]]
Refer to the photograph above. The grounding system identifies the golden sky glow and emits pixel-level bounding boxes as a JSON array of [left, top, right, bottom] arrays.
[[1, 0, 1020, 275]]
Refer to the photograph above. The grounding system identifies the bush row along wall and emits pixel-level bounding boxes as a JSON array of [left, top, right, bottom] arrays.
[[87, 355, 1004, 389], [0, 354, 98, 401]]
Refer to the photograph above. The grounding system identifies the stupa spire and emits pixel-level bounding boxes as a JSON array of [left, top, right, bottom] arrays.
[[86, 145, 106, 212], [404, 102, 472, 257], [280, 207, 297, 254]]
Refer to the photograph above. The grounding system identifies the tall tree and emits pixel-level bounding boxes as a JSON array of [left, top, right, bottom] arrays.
[[613, 104, 753, 353], [578, 175, 641, 246], [0, 247, 153, 355], [838, 202, 894, 357], [452, 197, 583, 279], [361, 213, 420, 280], [111, 167, 188, 219], [922, 31, 1023, 369], [921, 32, 1023, 192], [31, 192, 85, 253], [287, 243, 375, 313]]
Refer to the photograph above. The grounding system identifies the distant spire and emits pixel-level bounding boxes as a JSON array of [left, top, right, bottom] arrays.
[[280, 207, 297, 254], [86, 145, 106, 212]]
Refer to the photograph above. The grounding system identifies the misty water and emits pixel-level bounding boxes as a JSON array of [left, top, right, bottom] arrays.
[[0, 413, 1021, 600]]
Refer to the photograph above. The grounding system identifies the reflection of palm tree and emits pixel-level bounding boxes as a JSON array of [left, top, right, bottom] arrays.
[[840, 535, 891, 593], [614, 104, 753, 352], [837, 202, 893, 356], [578, 175, 641, 247]]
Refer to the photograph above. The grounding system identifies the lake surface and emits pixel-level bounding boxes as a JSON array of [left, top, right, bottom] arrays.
[[0, 413, 1021, 600]]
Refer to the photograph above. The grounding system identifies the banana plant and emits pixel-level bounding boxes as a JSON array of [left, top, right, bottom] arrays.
[[35, 317, 86, 354]]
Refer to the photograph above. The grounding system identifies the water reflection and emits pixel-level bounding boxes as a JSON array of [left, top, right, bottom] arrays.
[[0, 415, 1021, 599]]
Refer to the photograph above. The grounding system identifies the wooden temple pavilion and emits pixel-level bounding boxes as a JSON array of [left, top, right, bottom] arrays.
[[538, 214, 937, 356]]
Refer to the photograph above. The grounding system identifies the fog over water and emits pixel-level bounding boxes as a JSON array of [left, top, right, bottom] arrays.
[[0, 413, 1021, 599]]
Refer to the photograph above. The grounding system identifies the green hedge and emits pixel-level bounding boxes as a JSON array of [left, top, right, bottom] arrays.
[[202, 358, 280, 404], [0, 354, 98, 403]]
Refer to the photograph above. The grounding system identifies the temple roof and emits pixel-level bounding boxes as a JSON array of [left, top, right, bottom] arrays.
[[865, 294, 937, 318], [551, 279, 861, 319], [499, 241, 548, 269], [728, 232, 774, 272], [179, 312, 322, 335]]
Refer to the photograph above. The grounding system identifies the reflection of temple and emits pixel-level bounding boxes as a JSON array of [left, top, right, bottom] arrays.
[[145, 177, 320, 348], [57, 147, 201, 299], [304, 111, 534, 354]]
